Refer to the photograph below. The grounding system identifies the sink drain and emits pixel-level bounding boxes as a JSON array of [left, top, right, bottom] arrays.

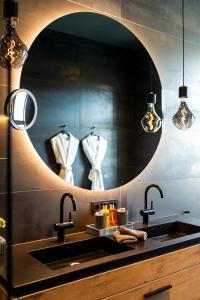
[[70, 262, 81, 267]]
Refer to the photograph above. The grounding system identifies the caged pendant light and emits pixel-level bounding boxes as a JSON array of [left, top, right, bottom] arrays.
[[172, 0, 195, 130], [0, 0, 28, 69]]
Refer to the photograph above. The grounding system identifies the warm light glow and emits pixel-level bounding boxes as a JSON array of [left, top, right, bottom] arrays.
[[0, 217, 6, 229], [0, 6, 164, 193], [144, 111, 154, 131], [0, 21, 28, 69], [5, 39, 15, 63], [0, 114, 9, 120], [141, 103, 162, 133]]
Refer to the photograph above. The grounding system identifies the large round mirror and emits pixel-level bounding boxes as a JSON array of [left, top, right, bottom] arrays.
[[7, 89, 38, 130], [21, 13, 162, 190]]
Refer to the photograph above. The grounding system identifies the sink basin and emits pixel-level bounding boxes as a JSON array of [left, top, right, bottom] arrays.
[[28, 220, 200, 275], [141, 221, 200, 243], [29, 237, 132, 271]]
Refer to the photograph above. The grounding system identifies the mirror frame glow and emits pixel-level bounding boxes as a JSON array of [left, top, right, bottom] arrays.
[[6, 88, 38, 130]]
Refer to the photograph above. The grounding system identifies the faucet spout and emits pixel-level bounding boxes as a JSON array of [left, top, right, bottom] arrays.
[[144, 184, 163, 210], [54, 193, 77, 242], [60, 193, 77, 223], [141, 184, 164, 225]]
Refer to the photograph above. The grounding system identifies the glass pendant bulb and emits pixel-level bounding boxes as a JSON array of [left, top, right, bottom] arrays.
[[141, 92, 162, 133], [172, 86, 195, 130], [173, 1, 195, 130], [0, 18, 28, 69]]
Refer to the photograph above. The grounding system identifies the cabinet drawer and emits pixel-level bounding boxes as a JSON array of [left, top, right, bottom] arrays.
[[104, 263, 200, 300], [19, 245, 200, 300]]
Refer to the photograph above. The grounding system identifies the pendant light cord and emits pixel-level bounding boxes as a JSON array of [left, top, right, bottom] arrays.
[[5, 1, 14, 299], [6, 56, 12, 300], [182, 0, 185, 86], [150, 59, 152, 92]]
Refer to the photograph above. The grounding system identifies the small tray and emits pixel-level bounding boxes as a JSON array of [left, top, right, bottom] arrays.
[[86, 222, 135, 237]]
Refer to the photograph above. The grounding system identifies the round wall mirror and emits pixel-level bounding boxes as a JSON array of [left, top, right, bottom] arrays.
[[21, 12, 162, 190], [7, 89, 38, 130]]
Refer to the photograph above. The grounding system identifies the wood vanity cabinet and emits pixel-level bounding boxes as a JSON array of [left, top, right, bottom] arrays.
[[104, 264, 200, 299], [1, 244, 200, 300]]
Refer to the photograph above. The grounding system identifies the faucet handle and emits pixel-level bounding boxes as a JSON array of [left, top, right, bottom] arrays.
[[151, 201, 154, 210], [54, 222, 74, 243], [72, 198, 77, 211], [140, 208, 155, 216], [54, 221, 74, 231], [69, 212, 73, 222]]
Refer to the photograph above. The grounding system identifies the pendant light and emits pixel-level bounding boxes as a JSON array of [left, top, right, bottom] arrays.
[[172, 0, 195, 130], [0, 0, 28, 69], [141, 92, 162, 133], [141, 60, 162, 133]]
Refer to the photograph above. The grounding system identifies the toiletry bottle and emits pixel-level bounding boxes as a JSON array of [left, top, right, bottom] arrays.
[[117, 208, 128, 225], [109, 203, 117, 227], [102, 203, 109, 227]]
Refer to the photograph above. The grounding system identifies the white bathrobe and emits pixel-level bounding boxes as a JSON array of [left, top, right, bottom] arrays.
[[50, 132, 79, 185], [82, 135, 107, 191]]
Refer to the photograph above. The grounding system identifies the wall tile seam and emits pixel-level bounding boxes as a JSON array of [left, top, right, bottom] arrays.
[[0, 84, 19, 88], [118, 176, 200, 190], [64, 0, 121, 18], [121, 19, 200, 47], [1, 176, 200, 196], [64, 0, 200, 47], [0, 187, 103, 195]]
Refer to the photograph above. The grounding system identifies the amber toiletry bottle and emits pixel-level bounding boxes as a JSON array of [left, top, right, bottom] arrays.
[[109, 203, 117, 227], [102, 203, 109, 227]]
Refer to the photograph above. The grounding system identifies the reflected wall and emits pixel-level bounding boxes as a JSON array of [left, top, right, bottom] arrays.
[[21, 16, 162, 189]]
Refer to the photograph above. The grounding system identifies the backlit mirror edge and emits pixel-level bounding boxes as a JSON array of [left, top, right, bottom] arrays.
[[16, 10, 164, 193]]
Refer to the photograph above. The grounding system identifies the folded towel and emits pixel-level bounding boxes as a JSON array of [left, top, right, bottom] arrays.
[[119, 226, 147, 241], [112, 231, 137, 244]]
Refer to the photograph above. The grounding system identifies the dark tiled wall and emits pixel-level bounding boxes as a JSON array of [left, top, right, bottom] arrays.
[[1, 0, 200, 243]]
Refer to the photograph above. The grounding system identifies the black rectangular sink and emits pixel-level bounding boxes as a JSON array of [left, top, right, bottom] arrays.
[[141, 221, 200, 243], [29, 237, 132, 271], [29, 221, 200, 272]]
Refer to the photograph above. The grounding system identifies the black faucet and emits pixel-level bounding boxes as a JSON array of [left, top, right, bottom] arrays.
[[54, 193, 77, 242], [140, 184, 164, 225]]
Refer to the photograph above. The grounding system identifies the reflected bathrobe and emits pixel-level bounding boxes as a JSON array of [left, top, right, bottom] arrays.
[[50, 132, 79, 185], [82, 134, 107, 191]]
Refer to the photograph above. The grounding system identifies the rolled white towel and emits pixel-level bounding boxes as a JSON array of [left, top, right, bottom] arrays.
[[112, 231, 137, 244], [119, 226, 147, 241], [0, 236, 6, 255]]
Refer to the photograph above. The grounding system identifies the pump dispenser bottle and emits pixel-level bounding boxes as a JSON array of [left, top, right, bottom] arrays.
[[109, 203, 117, 227]]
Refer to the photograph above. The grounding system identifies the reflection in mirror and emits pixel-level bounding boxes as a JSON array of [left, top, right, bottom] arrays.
[[21, 13, 162, 190], [7, 89, 38, 130], [141, 92, 162, 133]]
